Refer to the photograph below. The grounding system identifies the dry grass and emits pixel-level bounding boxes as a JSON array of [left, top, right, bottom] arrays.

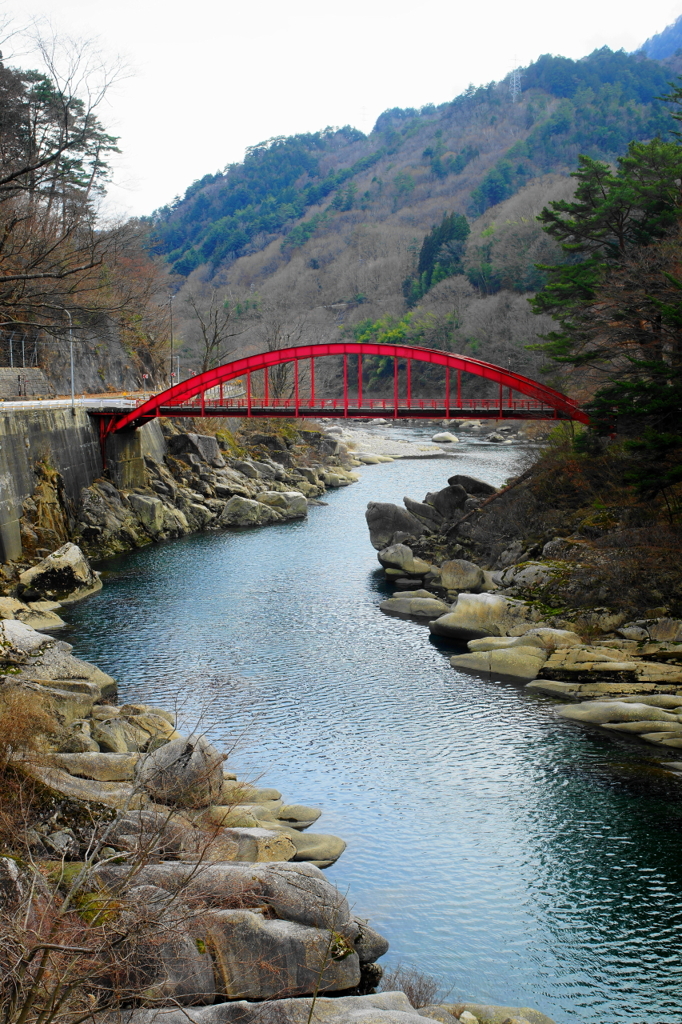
[[0, 687, 61, 764], [379, 964, 441, 1007]]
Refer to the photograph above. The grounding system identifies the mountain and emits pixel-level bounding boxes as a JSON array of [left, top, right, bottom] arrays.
[[150, 48, 679, 392], [640, 13, 682, 60]]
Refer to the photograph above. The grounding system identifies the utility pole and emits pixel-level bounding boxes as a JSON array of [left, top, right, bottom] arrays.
[[65, 310, 75, 415], [509, 62, 522, 103]]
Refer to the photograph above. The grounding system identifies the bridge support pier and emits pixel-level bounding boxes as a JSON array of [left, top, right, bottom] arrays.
[[105, 428, 146, 490]]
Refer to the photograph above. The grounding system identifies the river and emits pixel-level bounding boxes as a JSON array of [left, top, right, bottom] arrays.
[[59, 429, 682, 1024]]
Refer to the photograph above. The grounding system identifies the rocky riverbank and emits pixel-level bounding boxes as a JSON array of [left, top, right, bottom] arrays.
[[366, 469, 682, 760], [0, 605, 557, 1024]]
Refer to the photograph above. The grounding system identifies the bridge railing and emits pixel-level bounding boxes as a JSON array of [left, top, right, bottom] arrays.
[[136, 394, 557, 414]]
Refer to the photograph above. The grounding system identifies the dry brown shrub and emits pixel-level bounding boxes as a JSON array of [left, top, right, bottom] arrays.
[[380, 964, 441, 1007], [0, 687, 61, 763]]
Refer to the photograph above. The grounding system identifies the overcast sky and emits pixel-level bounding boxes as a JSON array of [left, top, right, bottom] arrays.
[[4, 0, 681, 219]]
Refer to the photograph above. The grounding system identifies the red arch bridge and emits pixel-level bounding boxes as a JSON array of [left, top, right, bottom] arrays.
[[95, 343, 588, 440]]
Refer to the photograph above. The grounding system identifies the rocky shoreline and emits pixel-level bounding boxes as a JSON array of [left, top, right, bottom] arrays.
[[0, 424, 562, 1024], [0, 610, 556, 1024], [365, 469, 682, 762]]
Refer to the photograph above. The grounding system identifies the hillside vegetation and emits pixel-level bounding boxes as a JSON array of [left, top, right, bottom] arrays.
[[151, 48, 679, 396]]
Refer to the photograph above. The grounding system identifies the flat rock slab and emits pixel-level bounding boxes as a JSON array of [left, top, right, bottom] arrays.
[[450, 646, 548, 682]]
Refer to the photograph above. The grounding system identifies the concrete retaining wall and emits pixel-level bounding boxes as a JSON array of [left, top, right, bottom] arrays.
[[0, 409, 166, 562]]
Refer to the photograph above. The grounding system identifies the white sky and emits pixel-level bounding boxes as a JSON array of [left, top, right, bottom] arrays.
[[4, 0, 682, 218]]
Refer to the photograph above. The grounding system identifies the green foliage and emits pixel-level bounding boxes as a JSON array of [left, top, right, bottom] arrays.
[[469, 49, 675, 216], [152, 129, 387, 273], [422, 132, 479, 178], [403, 213, 470, 306], [532, 122, 682, 503], [531, 140, 682, 360]]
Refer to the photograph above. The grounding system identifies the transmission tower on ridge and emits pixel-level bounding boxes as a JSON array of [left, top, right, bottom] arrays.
[[509, 62, 522, 103]]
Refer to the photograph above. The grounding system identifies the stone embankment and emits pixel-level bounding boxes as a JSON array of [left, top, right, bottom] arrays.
[[367, 473, 682, 759]]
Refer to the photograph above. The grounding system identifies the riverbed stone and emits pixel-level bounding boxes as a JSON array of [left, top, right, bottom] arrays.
[[120, 884, 216, 1005], [284, 829, 347, 867], [424, 484, 468, 520], [366, 502, 426, 549], [255, 491, 308, 518], [134, 735, 224, 808], [403, 496, 443, 528], [447, 474, 497, 495], [18, 542, 102, 604], [378, 544, 432, 576], [557, 700, 679, 725], [440, 559, 484, 593], [19, 762, 146, 809], [380, 596, 451, 619], [219, 495, 282, 527], [443, 1006, 556, 1024], [450, 646, 548, 681], [92, 716, 152, 753], [429, 593, 543, 641]]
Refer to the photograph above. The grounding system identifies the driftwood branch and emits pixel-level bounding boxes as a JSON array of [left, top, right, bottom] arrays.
[[444, 467, 534, 537]]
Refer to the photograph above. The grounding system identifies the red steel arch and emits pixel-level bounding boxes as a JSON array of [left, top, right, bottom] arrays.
[[102, 342, 588, 435]]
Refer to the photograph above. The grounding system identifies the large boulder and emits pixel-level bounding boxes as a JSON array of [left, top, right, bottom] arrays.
[[118, 885, 215, 1005], [18, 543, 101, 604], [429, 593, 543, 641], [219, 496, 282, 527], [447, 474, 497, 495], [129, 494, 166, 536], [0, 619, 116, 700], [403, 496, 443, 529], [365, 503, 425, 549], [255, 491, 308, 518], [557, 700, 681, 727], [443, 1004, 557, 1024], [380, 596, 451, 619], [95, 861, 360, 939], [497, 562, 558, 589], [168, 432, 226, 468], [440, 559, 484, 593], [203, 910, 360, 999], [450, 645, 548, 681], [377, 544, 431, 576], [134, 736, 225, 808], [40, 751, 139, 781], [424, 485, 467, 520]]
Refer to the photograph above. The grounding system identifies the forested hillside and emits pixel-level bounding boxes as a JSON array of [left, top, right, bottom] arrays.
[[152, 47, 680, 396]]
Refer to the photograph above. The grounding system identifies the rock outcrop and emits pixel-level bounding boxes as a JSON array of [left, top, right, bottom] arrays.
[[18, 542, 102, 603]]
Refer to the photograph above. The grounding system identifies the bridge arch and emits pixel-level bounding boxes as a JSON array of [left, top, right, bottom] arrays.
[[102, 342, 588, 435]]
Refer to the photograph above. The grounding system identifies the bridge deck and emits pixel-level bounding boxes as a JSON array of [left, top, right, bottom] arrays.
[[92, 397, 569, 426]]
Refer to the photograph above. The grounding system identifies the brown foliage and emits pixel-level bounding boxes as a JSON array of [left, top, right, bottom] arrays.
[[380, 964, 440, 1007]]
